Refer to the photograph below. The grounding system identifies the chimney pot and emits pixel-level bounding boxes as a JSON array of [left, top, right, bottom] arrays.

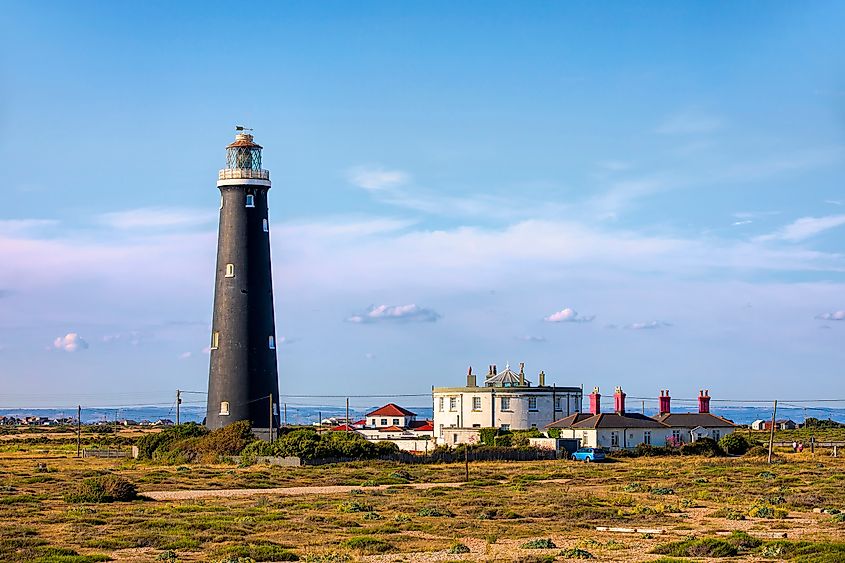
[[539, 370, 546, 387], [658, 389, 671, 415], [698, 389, 711, 414], [614, 386, 626, 414], [589, 387, 601, 415], [493, 364, 497, 375]]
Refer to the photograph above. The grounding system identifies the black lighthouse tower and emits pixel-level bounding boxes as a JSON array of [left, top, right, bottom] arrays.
[[206, 128, 280, 439]]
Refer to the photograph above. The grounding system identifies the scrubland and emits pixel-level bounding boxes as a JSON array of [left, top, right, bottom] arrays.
[[1, 432, 845, 562]]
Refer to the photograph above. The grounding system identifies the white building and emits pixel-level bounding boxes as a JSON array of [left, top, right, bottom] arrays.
[[548, 388, 736, 450], [332, 403, 434, 453], [433, 364, 582, 445]]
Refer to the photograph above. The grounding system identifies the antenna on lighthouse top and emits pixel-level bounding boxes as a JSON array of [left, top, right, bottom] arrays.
[[235, 125, 254, 132]]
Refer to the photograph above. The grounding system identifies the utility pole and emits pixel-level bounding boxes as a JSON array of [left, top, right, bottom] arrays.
[[767, 400, 777, 464], [642, 400, 645, 415], [346, 398, 350, 434], [464, 443, 470, 482], [176, 389, 181, 426], [77, 405, 81, 458], [283, 403, 287, 427], [269, 394, 274, 444]]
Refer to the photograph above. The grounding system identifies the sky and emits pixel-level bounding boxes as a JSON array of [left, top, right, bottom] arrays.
[[1, 2, 844, 408]]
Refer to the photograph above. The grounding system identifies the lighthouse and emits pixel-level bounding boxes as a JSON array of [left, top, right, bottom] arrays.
[[206, 128, 280, 440]]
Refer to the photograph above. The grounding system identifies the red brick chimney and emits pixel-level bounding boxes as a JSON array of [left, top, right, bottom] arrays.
[[589, 387, 601, 415], [698, 389, 711, 414], [659, 389, 671, 415], [614, 386, 626, 414]]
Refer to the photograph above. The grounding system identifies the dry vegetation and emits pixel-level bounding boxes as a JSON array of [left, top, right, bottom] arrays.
[[2, 431, 845, 562]]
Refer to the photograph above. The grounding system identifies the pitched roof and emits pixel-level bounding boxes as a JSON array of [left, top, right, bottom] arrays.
[[409, 420, 434, 432], [653, 413, 736, 428], [378, 425, 406, 432], [484, 365, 531, 387], [331, 424, 357, 431], [570, 412, 669, 429], [545, 412, 595, 429], [366, 403, 416, 417]]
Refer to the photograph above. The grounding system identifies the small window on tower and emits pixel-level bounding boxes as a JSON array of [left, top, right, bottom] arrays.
[[225, 264, 235, 278], [219, 401, 230, 416], [220, 195, 224, 210], [268, 335, 275, 349], [263, 219, 269, 232], [211, 331, 220, 350], [245, 194, 255, 208]]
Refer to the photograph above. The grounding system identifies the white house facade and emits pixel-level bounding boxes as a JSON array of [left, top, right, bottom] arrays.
[[433, 364, 582, 445]]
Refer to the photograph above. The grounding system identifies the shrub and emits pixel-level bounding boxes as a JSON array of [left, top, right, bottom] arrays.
[[448, 542, 470, 554], [417, 507, 453, 517], [559, 547, 593, 559], [337, 501, 373, 513], [719, 433, 755, 455], [136, 422, 208, 460], [651, 487, 675, 496], [679, 438, 724, 457], [522, 538, 557, 549], [749, 503, 788, 519], [177, 420, 256, 462], [64, 475, 137, 503], [341, 536, 392, 554], [726, 531, 762, 549], [652, 538, 738, 557], [274, 429, 321, 459]]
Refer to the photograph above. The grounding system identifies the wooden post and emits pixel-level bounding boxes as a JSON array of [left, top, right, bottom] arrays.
[[767, 400, 777, 464], [464, 444, 469, 482], [283, 403, 287, 427], [77, 405, 81, 458], [176, 389, 181, 426], [346, 398, 350, 434]]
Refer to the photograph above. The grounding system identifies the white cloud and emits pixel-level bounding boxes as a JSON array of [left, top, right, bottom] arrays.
[[53, 333, 88, 352], [364, 352, 376, 359], [825, 200, 842, 206], [816, 311, 845, 321], [517, 335, 547, 342], [0, 219, 59, 236], [98, 207, 216, 230], [346, 304, 441, 324], [544, 308, 595, 323], [347, 166, 409, 191], [625, 321, 672, 330], [732, 220, 753, 226], [178, 351, 192, 360], [656, 111, 724, 135], [756, 214, 845, 243]]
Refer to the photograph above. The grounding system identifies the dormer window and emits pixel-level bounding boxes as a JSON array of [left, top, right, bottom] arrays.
[[245, 194, 255, 208]]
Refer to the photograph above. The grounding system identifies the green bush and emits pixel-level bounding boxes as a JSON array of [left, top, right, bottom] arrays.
[[448, 542, 470, 554], [521, 538, 557, 549], [341, 536, 392, 554], [725, 531, 762, 549], [136, 422, 208, 460], [679, 438, 724, 457], [652, 537, 738, 557], [64, 475, 137, 503], [559, 547, 593, 559], [719, 433, 755, 455]]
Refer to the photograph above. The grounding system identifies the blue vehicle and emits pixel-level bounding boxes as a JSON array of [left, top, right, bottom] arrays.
[[571, 447, 606, 462]]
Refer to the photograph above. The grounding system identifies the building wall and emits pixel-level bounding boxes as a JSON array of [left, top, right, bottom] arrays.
[[433, 386, 582, 444], [558, 426, 732, 449]]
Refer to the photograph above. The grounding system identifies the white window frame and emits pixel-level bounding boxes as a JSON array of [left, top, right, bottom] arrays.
[[245, 194, 255, 208], [555, 397, 562, 411], [472, 396, 482, 411], [611, 431, 619, 447], [268, 335, 275, 349], [528, 397, 538, 411], [219, 401, 230, 416], [501, 397, 511, 411], [392, 418, 399, 425], [210, 331, 219, 350], [449, 397, 456, 411], [380, 418, 387, 426], [438, 397, 444, 412], [644, 431, 651, 445], [225, 263, 235, 278], [500, 424, 510, 431]]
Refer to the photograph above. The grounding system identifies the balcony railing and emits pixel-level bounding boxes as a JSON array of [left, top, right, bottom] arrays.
[[218, 169, 270, 181]]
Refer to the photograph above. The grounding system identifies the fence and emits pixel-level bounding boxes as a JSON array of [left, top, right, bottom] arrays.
[[302, 448, 558, 466], [82, 448, 132, 459]]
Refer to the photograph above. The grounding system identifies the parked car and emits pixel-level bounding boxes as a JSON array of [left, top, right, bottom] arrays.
[[571, 447, 606, 462]]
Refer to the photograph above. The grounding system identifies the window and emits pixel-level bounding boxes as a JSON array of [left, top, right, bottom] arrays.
[[392, 418, 399, 425], [449, 397, 456, 411], [611, 431, 619, 447], [501, 397, 511, 411], [210, 331, 219, 350], [245, 194, 255, 207], [472, 423, 481, 428], [438, 397, 444, 412], [219, 401, 230, 416], [225, 263, 235, 277], [582, 431, 589, 446], [528, 397, 538, 411], [644, 431, 651, 445], [268, 335, 275, 349], [555, 397, 562, 411], [439, 424, 444, 437], [500, 424, 510, 431], [531, 423, 537, 429], [713, 430, 721, 440], [472, 396, 482, 410], [453, 434, 458, 444], [380, 418, 387, 426], [263, 219, 269, 232], [672, 429, 681, 442], [220, 195, 224, 209]]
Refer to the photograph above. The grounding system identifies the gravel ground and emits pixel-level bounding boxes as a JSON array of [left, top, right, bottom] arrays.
[[144, 480, 464, 500]]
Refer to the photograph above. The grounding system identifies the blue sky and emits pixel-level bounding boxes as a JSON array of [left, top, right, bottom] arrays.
[[1, 2, 844, 408]]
